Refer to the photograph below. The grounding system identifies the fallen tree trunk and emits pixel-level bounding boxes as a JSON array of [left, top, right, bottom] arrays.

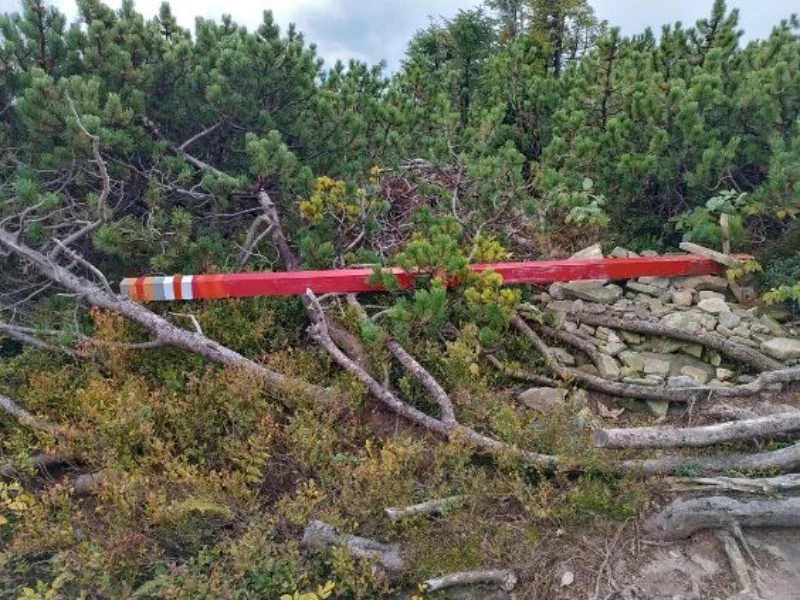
[[666, 474, 800, 495], [423, 569, 518, 593], [301, 520, 404, 579], [569, 312, 784, 373], [593, 412, 800, 449], [622, 443, 800, 476], [644, 496, 800, 540]]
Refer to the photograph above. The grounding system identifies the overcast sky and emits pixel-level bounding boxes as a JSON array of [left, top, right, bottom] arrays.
[[2, 0, 797, 70]]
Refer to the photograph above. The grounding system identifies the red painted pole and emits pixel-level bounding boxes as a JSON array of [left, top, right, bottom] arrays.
[[120, 254, 741, 302]]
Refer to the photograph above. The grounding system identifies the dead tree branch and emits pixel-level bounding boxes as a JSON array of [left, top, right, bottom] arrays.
[[178, 120, 222, 151], [644, 495, 800, 540], [346, 295, 456, 426], [0, 228, 334, 409], [306, 291, 557, 468], [49, 95, 111, 259], [140, 115, 226, 178], [569, 312, 783, 372], [666, 474, 800, 495], [511, 314, 707, 403], [0, 392, 68, 439], [621, 442, 800, 476], [593, 412, 800, 449], [680, 242, 744, 269], [0, 321, 77, 358], [485, 353, 560, 387]]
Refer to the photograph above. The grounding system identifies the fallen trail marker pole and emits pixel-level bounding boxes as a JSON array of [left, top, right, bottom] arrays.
[[120, 254, 743, 302]]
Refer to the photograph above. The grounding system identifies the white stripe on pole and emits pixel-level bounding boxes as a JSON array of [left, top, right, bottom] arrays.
[[163, 276, 175, 301], [182, 275, 193, 300]]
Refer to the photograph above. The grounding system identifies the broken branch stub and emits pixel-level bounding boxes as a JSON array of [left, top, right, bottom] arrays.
[[301, 520, 404, 579], [423, 569, 518, 593], [384, 495, 465, 521]]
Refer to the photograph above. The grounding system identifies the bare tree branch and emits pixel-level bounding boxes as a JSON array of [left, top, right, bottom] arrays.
[[48, 95, 112, 260], [424, 569, 518, 593], [594, 411, 800, 449], [0, 321, 77, 358], [621, 442, 800, 476], [178, 120, 222, 151], [346, 295, 456, 426], [140, 115, 227, 178], [0, 227, 335, 409], [305, 291, 558, 468], [53, 240, 114, 294], [385, 495, 465, 521], [485, 353, 560, 387], [569, 311, 783, 373]]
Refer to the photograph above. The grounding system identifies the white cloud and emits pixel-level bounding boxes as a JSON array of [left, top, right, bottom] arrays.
[[1, 0, 796, 70]]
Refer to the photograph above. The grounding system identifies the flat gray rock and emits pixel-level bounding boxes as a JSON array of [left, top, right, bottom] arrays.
[[643, 356, 671, 377], [671, 290, 694, 307], [562, 281, 623, 304], [597, 354, 621, 380], [627, 281, 661, 296], [697, 297, 730, 314], [680, 365, 710, 385], [718, 311, 742, 329], [761, 338, 800, 361], [518, 387, 567, 414], [674, 275, 729, 292]]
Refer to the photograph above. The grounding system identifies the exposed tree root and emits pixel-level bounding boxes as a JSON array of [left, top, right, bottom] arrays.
[[423, 569, 518, 593], [644, 495, 800, 540], [717, 529, 758, 598], [666, 474, 800, 495], [568, 311, 784, 372], [301, 520, 404, 579], [622, 443, 800, 476], [594, 412, 800, 449], [385, 496, 465, 521]]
